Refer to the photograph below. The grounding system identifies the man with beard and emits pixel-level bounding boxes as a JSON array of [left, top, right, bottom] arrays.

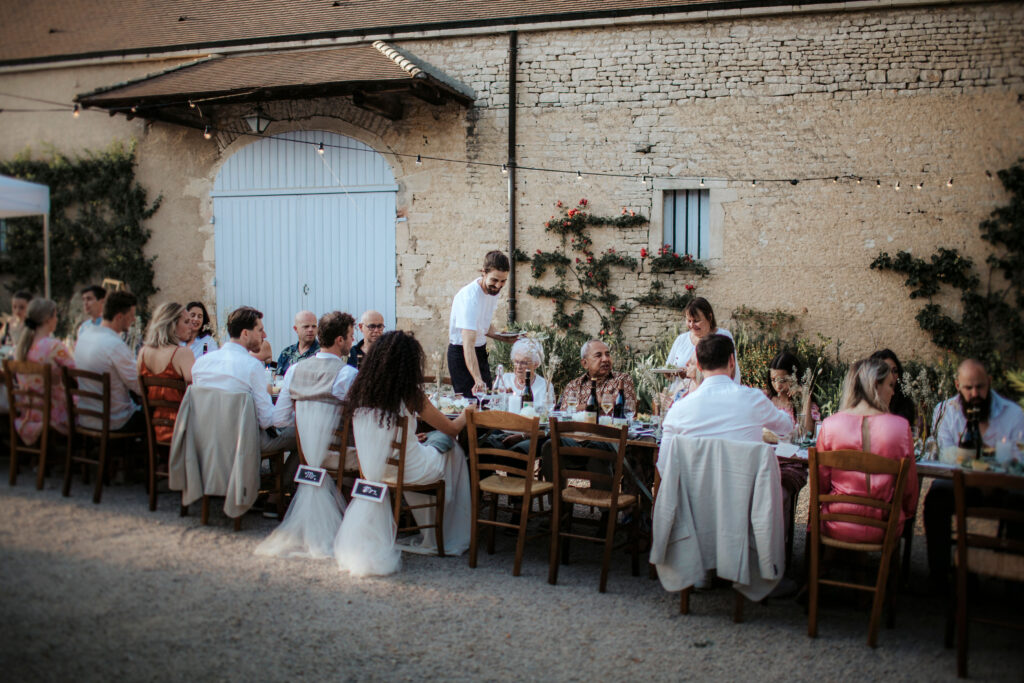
[[447, 250, 517, 398], [192, 306, 296, 455], [923, 358, 1024, 591]]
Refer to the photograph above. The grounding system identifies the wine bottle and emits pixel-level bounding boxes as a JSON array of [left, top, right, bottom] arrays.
[[957, 406, 983, 461], [613, 387, 626, 420], [522, 370, 534, 407], [584, 380, 598, 423]]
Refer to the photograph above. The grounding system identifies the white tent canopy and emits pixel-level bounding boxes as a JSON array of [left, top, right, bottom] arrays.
[[0, 174, 51, 298]]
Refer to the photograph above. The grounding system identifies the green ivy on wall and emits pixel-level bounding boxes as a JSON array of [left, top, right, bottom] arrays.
[[0, 141, 161, 333], [519, 198, 709, 343]]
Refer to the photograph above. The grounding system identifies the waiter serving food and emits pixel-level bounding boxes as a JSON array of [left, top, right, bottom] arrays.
[[448, 250, 518, 398]]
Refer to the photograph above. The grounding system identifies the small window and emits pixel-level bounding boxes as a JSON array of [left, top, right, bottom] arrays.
[[0, 220, 7, 254], [662, 189, 709, 258]]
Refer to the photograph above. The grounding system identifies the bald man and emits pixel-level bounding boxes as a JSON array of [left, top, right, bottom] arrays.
[[276, 310, 320, 376], [347, 310, 385, 369], [923, 358, 1024, 591]]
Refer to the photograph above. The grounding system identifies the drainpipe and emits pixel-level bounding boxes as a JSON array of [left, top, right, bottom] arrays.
[[506, 30, 518, 325]]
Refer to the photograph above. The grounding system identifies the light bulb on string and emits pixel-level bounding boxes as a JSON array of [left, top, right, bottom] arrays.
[[699, 178, 705, 187], [130, 104, 138, 113], [894, 181, 901, 191], [986, 170, 993, 180], [947, 178, 954, 187], [876, 180, 881, 188], [416, 155, 422, 166], [318, 142, 325, 155], [856, 177, 862, 184], [576, 170, 583, 182], [501, 164, 508, 175], [72, 104, 80, 118], [188, 100, 195, 109], [832, 176, 838, 184], [203, 126, 212, 140], [638, 175, 647, 186], [750, 179, 757, 187], [915, 182, 923, 190]]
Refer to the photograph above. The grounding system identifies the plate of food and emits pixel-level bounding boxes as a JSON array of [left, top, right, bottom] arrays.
[[651, 367, 684, 375]]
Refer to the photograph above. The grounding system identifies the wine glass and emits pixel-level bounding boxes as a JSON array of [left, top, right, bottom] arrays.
[[599, 394, 614, 417]]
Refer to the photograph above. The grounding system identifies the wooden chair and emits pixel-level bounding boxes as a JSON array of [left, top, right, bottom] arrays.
[[4, 359, 54, 489], [948, 469, 1024, 678], [548, 419, 639, 593], [378, 415, 447, 556], [466, 408, 551, 575], [62, 367, 145, 504], [139, 375, 187, 512], [807, 447, 909, 647], [295, 415, 360, 500]]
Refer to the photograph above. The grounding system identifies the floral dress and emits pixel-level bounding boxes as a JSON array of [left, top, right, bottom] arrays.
[[15, 336, 75, 445]]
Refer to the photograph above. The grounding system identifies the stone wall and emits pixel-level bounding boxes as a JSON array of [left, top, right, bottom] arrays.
[[1, 1, 1021, 365]]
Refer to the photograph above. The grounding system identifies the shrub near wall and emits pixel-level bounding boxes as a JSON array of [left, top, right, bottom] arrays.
[[0, 141, 160, 334]]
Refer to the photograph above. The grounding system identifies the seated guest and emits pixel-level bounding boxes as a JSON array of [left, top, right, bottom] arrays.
[[137, 302, 195, 443], [273, 311, 358, 429], [869, 348, 917, 430], [816, 357, 918, 544], [276, 310, 319, 376], [184, 301, 218, 359], [340, 330, 472, 555], [192, 306, 296, 456], [74, 290, 145, 432], [251, 339, 273, 364], [1, 290, 32, 347], [76, 285, 106, 340], [12, 297, 75, 444], [666, 297, 740, 383], [347, 310, 385, 369], [663, 334, 792, 449], [658, 356, 701, 415], [501, 338, 549, 401], [924, 358, 1024, 590], [766, 350, 820, 437]]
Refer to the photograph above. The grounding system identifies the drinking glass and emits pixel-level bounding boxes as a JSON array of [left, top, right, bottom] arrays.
[[600, 396, 614, 417]]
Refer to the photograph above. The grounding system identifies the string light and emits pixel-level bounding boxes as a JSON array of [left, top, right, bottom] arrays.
[[72, 104, 80, 118], [876, 180, 882, 188], [318, 142, 325, 155], [699, 178, 705, 187], [832, 176, 838, 184], [986, 170, 993, 180], [202, 125, 211, 139], [416, 154, 422, 165], [789, 179, 799, 185], [750, 179, 756, 187], [894, 181, 901, 191], [576, 170, 583, 182], [856, 177, 862, 184], [915, 182, 923, 190], [638, 175, 647, 186], [947, 177, 954, 187], [500, 163, 507, 175], [130, 104, 138, 113], [188, 100, 195, 109]]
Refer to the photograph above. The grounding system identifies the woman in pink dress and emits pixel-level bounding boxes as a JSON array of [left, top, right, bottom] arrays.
[[815, 357, 918, 544], [13, 298, 75, 445]]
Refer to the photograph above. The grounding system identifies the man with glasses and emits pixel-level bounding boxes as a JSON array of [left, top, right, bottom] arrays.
[[347, 310, 385, 369]]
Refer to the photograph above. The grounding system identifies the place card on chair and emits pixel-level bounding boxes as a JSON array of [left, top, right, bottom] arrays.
[[351, 478, 388, 502], [294, 465, 327, 487]]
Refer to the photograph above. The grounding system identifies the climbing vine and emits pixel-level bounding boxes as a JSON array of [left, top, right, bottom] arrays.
[[524, 198, 709, 342], [0, 141, 161, 333]]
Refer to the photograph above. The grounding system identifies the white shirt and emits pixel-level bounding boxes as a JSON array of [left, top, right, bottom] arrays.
[[662, 374, 794, 449], [666, 327, 741, 383], [73, 325, 141, 430], [449, 278, 500, 347], [931, 390, 1024, 448], [187, 334, 218, 359], [273, 352, 359, 428], [192, 341, 275, 429], [76, 317, 102, 341], [499, 372, 549, 402]]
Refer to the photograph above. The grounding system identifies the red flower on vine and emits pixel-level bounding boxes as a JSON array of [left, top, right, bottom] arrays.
[[673, 252, 679, 258], [556, 200, 563, 208], [599, 329, 606, 336], [621, 207, 627, 215], [536, 249, 542, 255], [610, 306, 616, 312], [579, 198, 588, 206], [640, 248, 647, 258], [587, 256, 594, 263], [629, 210, 635, 216], [685, 284, 695, 291], [685, 254, 693, 263]]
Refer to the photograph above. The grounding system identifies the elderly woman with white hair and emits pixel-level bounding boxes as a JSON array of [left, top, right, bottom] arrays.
[[501, 338, 549, 402]]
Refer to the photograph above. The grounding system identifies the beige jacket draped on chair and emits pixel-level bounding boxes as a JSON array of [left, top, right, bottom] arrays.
[[169, 386, 262, 519], [650, 436, 785, 601]]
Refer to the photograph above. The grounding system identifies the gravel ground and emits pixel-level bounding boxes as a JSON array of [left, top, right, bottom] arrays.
[[1, 476, 1021, 682]]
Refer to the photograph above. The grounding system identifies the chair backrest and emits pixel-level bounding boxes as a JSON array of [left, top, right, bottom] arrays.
[[953, 469, 1024, 581], [63, 366, 112, 436], [465, 408, 542, 490], [139, 375, 187, 447], [4, 359, 51, 444], [808, 447, 909, 547], [295, 411, 353, 493], [549, 418, 628, 494]]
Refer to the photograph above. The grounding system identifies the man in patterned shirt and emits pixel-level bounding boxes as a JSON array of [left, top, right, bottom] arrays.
[[558, 339, 637, 415], [275, 310, 320, 376]]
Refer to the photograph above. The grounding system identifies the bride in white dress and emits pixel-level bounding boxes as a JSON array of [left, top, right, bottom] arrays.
[[334, 330, 472, 576]]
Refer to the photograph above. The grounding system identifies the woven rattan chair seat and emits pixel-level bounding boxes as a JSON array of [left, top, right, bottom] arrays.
[[561, 485, 636, 509], [479, 473, 553, 497]]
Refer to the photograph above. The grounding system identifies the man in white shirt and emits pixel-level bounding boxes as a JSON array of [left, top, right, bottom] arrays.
[[447, 250, 518, 397], [924, 358, 1024, 591], [192, 306, 296, 455], [662, 334, 793, 452], [273, 311, 358, 428], [74, 290, 145, 432], [76, 284, 106, 340]]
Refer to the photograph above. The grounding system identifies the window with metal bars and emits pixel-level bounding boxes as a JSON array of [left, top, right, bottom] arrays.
[[662, 189, 709, 258]]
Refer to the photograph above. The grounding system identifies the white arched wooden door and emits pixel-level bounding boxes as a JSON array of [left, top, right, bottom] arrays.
[[212, 131, 397, 355]]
